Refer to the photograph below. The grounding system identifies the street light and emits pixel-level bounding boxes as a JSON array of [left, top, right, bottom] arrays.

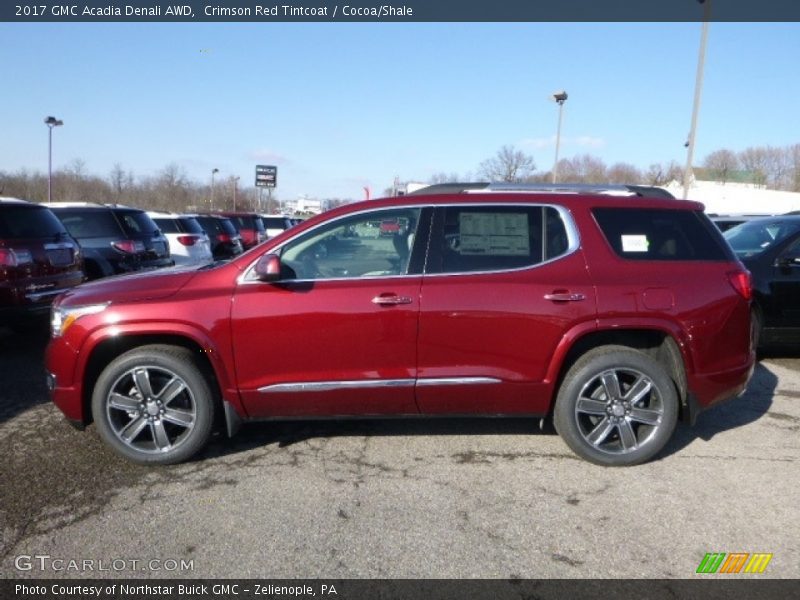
[[683, 0, 712, 199], [44, 116, 63, 203], [551, 91, 568, 184], [232, 176, 240, 211], [210, 168, 219, 209]]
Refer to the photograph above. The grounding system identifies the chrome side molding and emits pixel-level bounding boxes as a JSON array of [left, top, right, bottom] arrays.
[[258, 377, 502, 393]]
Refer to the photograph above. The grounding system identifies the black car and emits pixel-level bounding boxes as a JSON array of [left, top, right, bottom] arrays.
[[192, 214, 244, 259], [0, 198, 84, 327], [724, 216, 800, 348], [49, 203, 173, 279]]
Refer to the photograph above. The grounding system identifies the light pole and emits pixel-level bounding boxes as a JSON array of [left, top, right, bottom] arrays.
[[210, 168, 219, 209], [44, 116, 63, 203], [232, 176, 240, 211], [551, 91, 568, 183], [683, 0, 711, 199]]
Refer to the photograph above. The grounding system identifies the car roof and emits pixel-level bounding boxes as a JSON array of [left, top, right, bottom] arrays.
[[0, 197, 35, 206], [334, 192, 704, 214], [408, 182, 675, 199]]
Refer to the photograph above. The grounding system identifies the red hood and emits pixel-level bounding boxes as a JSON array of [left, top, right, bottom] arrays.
[[57, 267, 198, 307]]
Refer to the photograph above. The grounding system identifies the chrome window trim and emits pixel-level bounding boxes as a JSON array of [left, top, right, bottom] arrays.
[[238, 202, 580, 285], [257, 376, 502, 393]]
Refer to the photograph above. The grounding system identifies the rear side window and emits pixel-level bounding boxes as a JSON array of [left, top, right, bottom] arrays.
[[426, 205, 571, 274], [118, 211, 158, 236], [593, 208, 729, 261], [56, 210, 122, 238], [264, 217, 290, 229], [178, 217, 205, 235], [219, 219, 238, 236], [0, 206, 68, 238], [152, 218, 180, 234]]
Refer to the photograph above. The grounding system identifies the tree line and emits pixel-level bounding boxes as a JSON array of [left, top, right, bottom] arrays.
[[468, 143, 800, 191], [2, 142, 798, 213]]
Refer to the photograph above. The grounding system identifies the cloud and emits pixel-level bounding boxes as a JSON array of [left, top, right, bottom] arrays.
[[246, 149, 290, 164]]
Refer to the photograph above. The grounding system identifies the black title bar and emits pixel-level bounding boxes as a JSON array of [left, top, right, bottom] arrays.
[[3, 1, 800, 22]]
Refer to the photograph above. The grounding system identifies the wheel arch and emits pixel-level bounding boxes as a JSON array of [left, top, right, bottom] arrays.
[[79, 328, 240, 429], [548, 324, 692, 422]]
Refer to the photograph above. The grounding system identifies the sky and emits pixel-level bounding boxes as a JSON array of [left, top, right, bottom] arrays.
[[1, 21, 799, 200]]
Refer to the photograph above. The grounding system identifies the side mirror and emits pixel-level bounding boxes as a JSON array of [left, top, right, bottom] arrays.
[[253, 253, 282, 282]]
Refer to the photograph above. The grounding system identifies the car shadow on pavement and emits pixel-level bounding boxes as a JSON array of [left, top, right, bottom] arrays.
[[201, 416, 558, 462], [659, 361, 777, 460], [203, 363, 780, 464], [0, 322, 53, 426]]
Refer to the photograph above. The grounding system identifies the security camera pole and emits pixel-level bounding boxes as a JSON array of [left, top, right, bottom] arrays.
[[551, 91, 568, 184], [44, 115, 63, 203]]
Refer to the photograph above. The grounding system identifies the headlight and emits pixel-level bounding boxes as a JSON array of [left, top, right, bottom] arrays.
[[51, 303, 109, 338]]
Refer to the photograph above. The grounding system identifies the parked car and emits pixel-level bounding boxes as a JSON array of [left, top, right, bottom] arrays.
[[261, 214, 293, 239], [47, 186, 754, 466], [147, 211, 213, 267], [709, 214, 773, 232], [0, 198, 84, 328], [724, 215, 800, 348], [216, 211, 266, 249], [192, 214, 244, 260], [49, 203, 172, 279]]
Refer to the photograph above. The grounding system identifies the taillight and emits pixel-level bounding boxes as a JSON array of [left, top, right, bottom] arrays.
[[0, 248, 33, 267], [727, 270, 752, 301], [111, 240, 145, 254], [177, 235, 198, 246], [217, 234, 232, 243]]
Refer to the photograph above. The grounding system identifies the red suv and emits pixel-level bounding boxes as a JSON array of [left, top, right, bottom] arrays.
[[46, 189, 754, 466], [0, 198, 84, 328], [216, 211, 267, 249]]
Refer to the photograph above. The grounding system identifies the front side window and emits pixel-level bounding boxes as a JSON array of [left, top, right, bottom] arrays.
[[278, 208, 422, 280], [426, 205, 570, 274]]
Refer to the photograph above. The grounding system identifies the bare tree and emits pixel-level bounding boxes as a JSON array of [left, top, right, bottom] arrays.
[[644, 161, 684, 186], [478, 145, 536, 183], [607, 162, 642, 184], [702, 149, 739, 184], [739, 146, 770, 187], [429, 172, 462, 184], [555, 154, 607, 184]]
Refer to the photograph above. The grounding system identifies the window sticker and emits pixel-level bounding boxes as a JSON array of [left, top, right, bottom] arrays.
[[459, 212, 530, 256], [621, 234, 649, 253]]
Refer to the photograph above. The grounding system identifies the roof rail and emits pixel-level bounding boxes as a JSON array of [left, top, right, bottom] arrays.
[[45, 201, 137, 209], [407, 182, 675, 199]]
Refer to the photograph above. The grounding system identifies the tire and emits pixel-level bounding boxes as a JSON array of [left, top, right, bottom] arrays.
[[553, 345, 679, 467], [91, 345, 216, 465]]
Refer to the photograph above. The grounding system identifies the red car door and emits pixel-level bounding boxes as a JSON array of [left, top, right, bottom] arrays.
[[231, 207, 427, 418], [415, 203, 597, 415]]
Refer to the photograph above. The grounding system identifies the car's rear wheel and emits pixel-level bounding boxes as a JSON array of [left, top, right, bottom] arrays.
[[554, 345, 678, 466], [91, 345, 215, 465]]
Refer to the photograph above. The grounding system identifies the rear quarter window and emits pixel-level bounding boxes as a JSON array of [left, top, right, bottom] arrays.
[[592, 208, 729, 261], [55, 210, 122, 238], [0, 206, 68, 238]]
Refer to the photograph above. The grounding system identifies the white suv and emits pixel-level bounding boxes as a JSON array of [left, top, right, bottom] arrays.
[[147, 212, 213, 266]]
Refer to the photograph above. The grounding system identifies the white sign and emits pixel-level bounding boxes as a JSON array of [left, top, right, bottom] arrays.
[[459, 212, 530, 256], [621, 234, 650, 253]]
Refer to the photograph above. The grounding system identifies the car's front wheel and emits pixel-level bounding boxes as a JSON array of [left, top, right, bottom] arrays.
[[554, 345, 678, 466], [91, 345, 215, 465]]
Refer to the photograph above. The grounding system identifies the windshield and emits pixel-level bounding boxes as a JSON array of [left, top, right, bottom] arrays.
[[724, 219, 800, 258]]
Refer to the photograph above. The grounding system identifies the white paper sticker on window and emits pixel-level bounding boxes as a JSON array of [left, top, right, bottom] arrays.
[[458, 212, 530, 256], [621, 234, 649, 253]]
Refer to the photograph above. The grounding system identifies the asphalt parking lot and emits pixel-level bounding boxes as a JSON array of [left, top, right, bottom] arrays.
[[0, 324, 798, 580]]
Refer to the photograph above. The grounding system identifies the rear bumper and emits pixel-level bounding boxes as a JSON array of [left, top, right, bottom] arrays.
[[685, 355, 755, 424], [0, 275, 84, 319]]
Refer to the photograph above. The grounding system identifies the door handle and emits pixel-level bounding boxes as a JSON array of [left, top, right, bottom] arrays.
[[372, 294, 413, 306], [544, 292, 586, 302]]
